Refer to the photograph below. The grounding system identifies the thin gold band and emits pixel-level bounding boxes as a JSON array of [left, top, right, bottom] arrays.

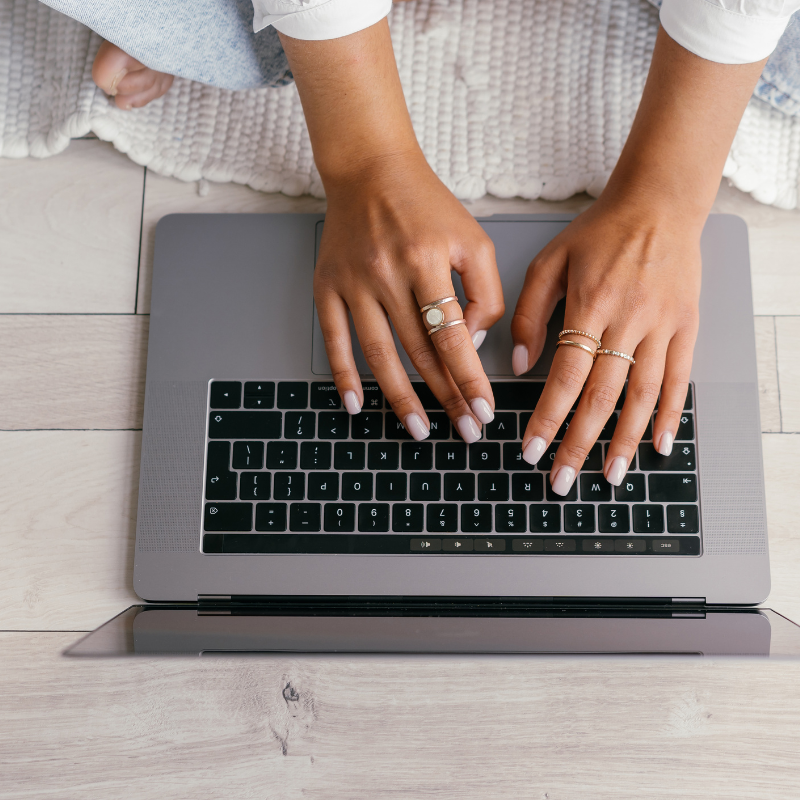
[[556, 339, 597, 360], [596, 348, 636, 365], [559, 329, 602, 348], [428, 319, 468, 337]]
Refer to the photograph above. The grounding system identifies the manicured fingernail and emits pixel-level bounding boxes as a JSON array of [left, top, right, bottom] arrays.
[[456, 415, 481, 444], [522, 436, 547, 465], [657, 431, 674, 456], [550, 465, 576, 496], [605, 456, 628, 486], [404, 413, 430, 441], [470, 398, 494, 424], [108, 68, 127, 96], [512, 344, 529, 376], [472, 329, 487, 350], [344, 390, 361, 415]]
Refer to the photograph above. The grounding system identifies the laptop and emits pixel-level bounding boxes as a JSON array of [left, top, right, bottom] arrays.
[[67, 212, 800, 657]]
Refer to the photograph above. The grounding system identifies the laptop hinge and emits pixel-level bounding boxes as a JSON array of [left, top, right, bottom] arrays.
[[199, 594, 231, 602], [671, 597, 706, 604]]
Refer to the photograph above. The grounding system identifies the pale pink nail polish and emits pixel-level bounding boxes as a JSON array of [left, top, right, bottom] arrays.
[[344, 390, 361, 415], [512, 344, 529, 376], [606, 456, 628, 487], [456, 415, 481, 444], [657, 431, 674, 456], [470, 398, 494, 424], [551, 465, 576, 496], [522, 436, 547, 465], [472, 330, 487, 350], [404, 413, 430, 441]]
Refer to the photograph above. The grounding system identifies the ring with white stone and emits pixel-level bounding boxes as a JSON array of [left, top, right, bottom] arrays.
[[427, 319, 468, 337], [420, 296, 459, 328]]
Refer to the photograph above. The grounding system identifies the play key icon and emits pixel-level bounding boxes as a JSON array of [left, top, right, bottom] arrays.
[[410, 538, 441, 552]]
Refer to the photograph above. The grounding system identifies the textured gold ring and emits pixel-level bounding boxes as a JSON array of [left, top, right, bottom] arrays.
[[420, 296, 459, 327], [596, 348, 636, 365], [428, 319, 468, 337], [556, 339, 597, 360], [559, 329, 602, 348]]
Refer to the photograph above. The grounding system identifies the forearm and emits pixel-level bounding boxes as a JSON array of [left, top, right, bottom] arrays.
[[603, 26, 766, 225]]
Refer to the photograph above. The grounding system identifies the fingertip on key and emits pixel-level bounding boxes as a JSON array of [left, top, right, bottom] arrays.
[[605, 456, 628, 486], [344, 390, 361, 416], [456, 415, 482, 444], [522, 436, 547, 465], [404, 412, 430, 442], [550, 464, 576, 496], [656, 431, 674, 456], [470, 397, 494, 424]]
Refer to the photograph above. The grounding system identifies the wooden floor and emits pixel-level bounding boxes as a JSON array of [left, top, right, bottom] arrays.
[[1, 139, 799, 798]]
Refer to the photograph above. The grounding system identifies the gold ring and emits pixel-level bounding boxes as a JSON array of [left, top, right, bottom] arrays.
[[420, 296, 459, 327], [596, 348, 636, 365], [559, 329, 602, 348], [428, 319, 467, 337], [556, 339, 597, 359]]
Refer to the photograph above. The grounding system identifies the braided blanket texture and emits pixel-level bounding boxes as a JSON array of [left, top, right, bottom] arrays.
[[1, 0, 799, 208]]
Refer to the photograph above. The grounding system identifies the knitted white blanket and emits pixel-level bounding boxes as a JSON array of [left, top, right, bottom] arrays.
[[1, 0, 798, 209]]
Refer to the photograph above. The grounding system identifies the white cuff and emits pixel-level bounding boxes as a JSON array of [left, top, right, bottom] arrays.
[[253, 0, 393, 41], [660, 0, 794, 64]]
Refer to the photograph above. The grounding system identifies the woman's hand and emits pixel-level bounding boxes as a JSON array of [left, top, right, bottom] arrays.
[[316, 152, 503, 442]]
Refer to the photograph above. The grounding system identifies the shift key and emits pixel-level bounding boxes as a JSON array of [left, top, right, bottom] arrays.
[[209, 411, 282, 439], [639, 443, 695, 471]]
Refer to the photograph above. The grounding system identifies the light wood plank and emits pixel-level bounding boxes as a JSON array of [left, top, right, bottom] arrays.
[[775, 316, 800, 432], [0, 315, 147, 430], [0, 140, 144, 313], [0, 431, 140, 630], [754, 316, 781, 432], [1, 631, 800, 799]]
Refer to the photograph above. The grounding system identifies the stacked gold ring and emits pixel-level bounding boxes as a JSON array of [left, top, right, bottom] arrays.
[[558, 329, 602, 349], [596, 348, 636, 365]]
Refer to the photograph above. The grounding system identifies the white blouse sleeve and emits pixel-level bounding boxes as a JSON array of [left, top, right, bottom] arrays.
[[251, 0, 393, 41], [660, 0, 800, 64]]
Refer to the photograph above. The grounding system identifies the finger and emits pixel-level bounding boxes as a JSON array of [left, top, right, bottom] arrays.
[[92, 40, 146, 95], [653, 324, 698, 456], [114, 67, 160, 97], [314, 287, 364, 415], [552, 337, 635, 495], [510, 246, 567, 375], [350, 297, 431, 441], [604, 336, 666, 486], [115, 74, 174, 110], [450, 234, 504, 350]]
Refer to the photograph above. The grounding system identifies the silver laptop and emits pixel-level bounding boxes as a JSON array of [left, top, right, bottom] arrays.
[[130, 212, 769, 609]]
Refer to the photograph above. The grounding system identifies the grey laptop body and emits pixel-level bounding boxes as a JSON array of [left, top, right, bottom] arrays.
[[133, 213, 769, 606]]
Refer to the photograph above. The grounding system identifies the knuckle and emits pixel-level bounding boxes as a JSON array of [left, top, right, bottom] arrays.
[[432, 326, 471, 356], [656, 406, 684, 426], [560, 441, 590, 463], [439, 392, 469, 416], [612, 432, 642, 453], [387, 390, 418, 412], [360, 340, 395, 370], [630, 380, 661, 408], [535, 414, 562, 438], [584, 382, 619, 416], [330, 366, 356, 385], [405, 341, 441, 374], [553, 361, 587, 394], [456, 376, 486, 400]]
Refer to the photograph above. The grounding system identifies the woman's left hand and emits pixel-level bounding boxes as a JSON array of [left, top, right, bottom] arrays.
[[511, 192, 702, 494]]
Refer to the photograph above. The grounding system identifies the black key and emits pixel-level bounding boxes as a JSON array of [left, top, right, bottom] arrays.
[[443, 538, 474, 552], [564, 504, 595, 533], [485, 413, 517, 440], [599, 413, 618, 440], [556, 412, 574, 440], [436, 442, 467, 471], [240, 472, 270, 501], [495, 504, 527, 533], [512, 538, 544, 552], [358, 503, 390, 532], [334, 442, 365, 470], [310, 382, 341, 409], [444, 473, 475, 501], [368, 442, 399, 470], [362, 382, 384, 410], [342, 472, 373, 501], [351, 412, 383, 439], [530, 504, 561, 532], [652, 538, 682, 554], [579, 473, 612, 502], [503, 443, 534, 472], [244, 382, 274, 408], [307, 472, 339, 500], [244, 396, 273, 409], [491, 381, 543, 410], [209, 411, 281, 440], [639, 443, 696, 472], [274, 472, 305, 501], [318, 411, 349, 439], [633, 504, 665, 533], [676, 412, 695, 441], [614, 473, 645, 502], [232, 441, 264, 470], [411, 538, 442, 551], [210, 381, 241, 409], [537, 442, 559, 471], [277, 382, 308, 409], [324, 503, 355, 532], [376, 472, 407, 501], [205, 441, 237, 500], [392, 504, 424, 532], [469, 442, 501, 471], [667, 504, 700, 534], [402, 442, 433, 470], [615, 538, 646, 553], [204, 502, 252, 531], [384, 412, 412, 440], [582, 538, 615, 553], [478, 473, 509, 501], [300, 442, 332, 470], [409, 382, 443, 410], [615, 385, 627, 410], [655, 384, 693, 411], [266, 441, 298, 470], [544, 538, 576, 552], [649, 474, 697, 502], [519, 412, 532, 433], [512, 473, 544, 501], [545, 479, 577, 502], [474, 538, 507, 552], [284, 411, 316, 439], [426, 504, 458, 533], [255, 502, 287, 531], [290, 503, 321, 532], [427, 413, 451, 440], [461, 504, 493, 533], [410, 473, 441, 501], [584, 443, 603, 471], [598, 504, 630, 533]]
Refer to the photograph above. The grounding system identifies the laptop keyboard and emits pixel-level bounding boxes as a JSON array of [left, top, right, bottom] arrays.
[[202, 380, 700, 556]]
